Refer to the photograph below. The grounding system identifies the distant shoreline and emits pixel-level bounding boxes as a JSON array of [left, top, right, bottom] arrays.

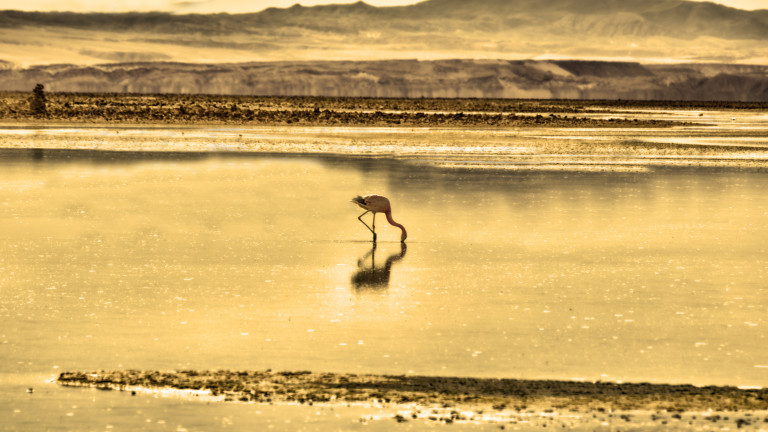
[[58, 370, 768, 428], [0, 93, 710, 127]]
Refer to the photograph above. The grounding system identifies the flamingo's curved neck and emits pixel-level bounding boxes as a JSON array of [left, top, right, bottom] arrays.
[[385, 210, 407, 242]]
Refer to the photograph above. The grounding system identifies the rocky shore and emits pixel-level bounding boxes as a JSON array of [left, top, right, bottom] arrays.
[[58, 370, 768, 428], [0, 93, 699, 127]]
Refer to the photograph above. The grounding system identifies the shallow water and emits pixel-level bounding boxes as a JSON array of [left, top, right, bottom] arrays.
[[1, 120, 768, 430]]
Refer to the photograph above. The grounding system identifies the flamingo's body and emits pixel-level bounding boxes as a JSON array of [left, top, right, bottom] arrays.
[[352, 194, 407, 243]]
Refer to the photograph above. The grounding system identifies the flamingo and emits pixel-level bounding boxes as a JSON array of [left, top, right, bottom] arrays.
[[352, 194, 407, 243]]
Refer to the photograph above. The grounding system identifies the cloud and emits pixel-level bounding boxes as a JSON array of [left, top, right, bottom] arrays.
[[172, 0, 204, 7]]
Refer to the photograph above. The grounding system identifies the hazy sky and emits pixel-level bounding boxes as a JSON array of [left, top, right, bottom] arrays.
[[0, 0, 765, 13]]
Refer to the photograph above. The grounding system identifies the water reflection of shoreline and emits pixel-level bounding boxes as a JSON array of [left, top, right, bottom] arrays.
[[350, 243, 407, 292]]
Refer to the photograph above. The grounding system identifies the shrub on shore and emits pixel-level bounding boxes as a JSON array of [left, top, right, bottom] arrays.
[[28, 84, 47, 117]]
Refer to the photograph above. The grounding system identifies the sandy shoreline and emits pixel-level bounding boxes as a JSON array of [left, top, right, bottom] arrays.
[[57, 370, 768, 428]]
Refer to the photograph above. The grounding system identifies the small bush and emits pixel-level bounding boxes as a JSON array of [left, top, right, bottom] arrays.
[[29, 83, 47, 116]]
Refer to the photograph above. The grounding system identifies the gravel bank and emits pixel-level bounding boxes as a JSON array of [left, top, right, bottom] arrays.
[[58, 370, 768, 429]]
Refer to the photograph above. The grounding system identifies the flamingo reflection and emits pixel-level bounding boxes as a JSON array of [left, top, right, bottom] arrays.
[[351, 243, 407, 292]]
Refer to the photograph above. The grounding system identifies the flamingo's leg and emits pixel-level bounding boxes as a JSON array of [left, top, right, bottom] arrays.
[[357, 211, 377, 242], [357, 211, 371, 230], [372, 213, 377, 242], [358, 210, 377, 242]]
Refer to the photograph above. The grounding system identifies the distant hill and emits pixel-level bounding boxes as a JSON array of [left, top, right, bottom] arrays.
[[2, 59, 768, 101], [0, 0, 767, 67], [1, 0, 766, 39]]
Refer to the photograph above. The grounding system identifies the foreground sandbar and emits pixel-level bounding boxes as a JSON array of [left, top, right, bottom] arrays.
[[58, 370, 768, 428]]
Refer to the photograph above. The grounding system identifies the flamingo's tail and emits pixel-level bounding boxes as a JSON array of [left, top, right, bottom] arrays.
[[351, 196, 366, 206]]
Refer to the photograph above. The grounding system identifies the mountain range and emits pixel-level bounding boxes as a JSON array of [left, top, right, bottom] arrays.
[[1, 0, 767, 99], [1, 0, 767, 66]]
